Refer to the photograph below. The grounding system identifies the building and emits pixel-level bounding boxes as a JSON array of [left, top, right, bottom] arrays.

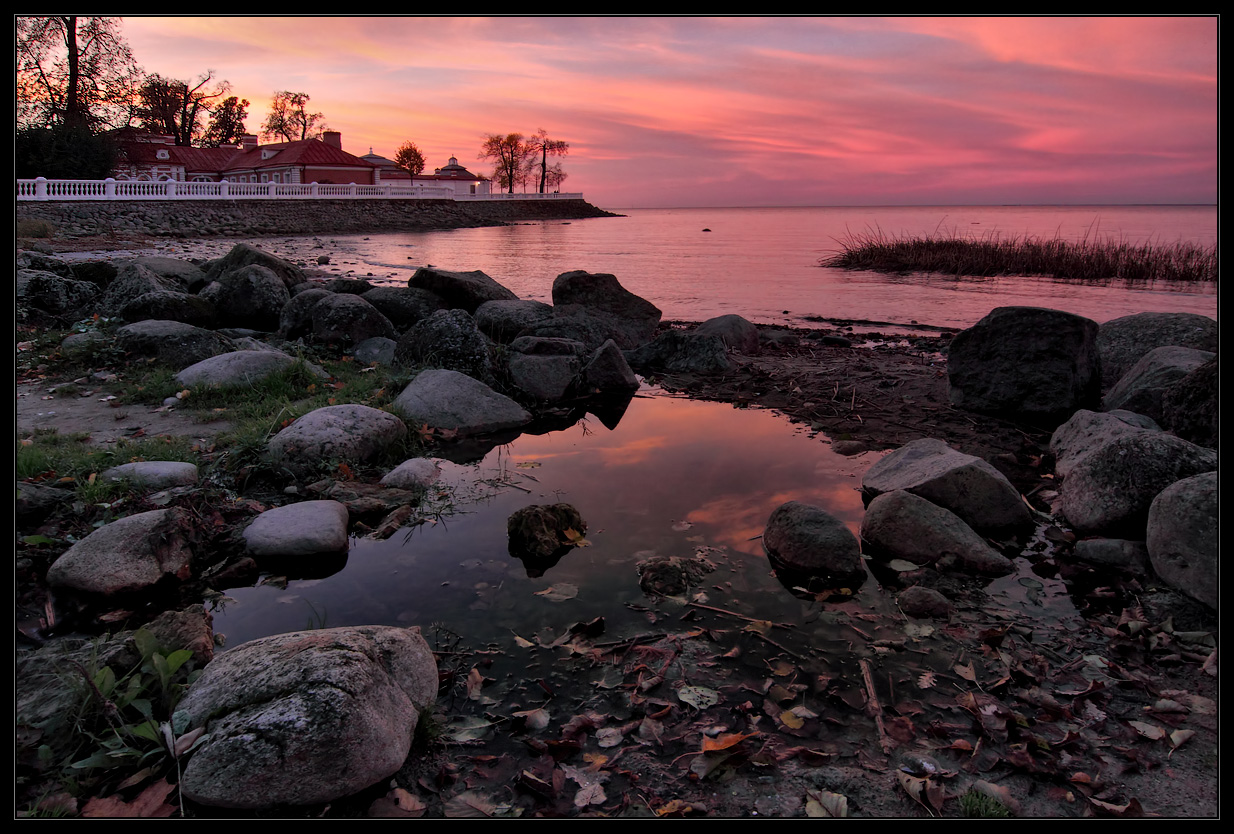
[[410, 156, 491, 197], [111, 130, 380, 185]]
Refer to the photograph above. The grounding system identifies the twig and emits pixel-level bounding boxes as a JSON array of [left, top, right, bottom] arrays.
[[687, 601, 794, 630], [860, 658, 894, 753]]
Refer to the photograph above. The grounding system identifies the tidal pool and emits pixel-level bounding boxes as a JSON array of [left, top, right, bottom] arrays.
[[207, 390, 1078, 661]]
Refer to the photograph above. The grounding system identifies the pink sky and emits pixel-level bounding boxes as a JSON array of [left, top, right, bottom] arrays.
[[119, 16, 1218, 209]]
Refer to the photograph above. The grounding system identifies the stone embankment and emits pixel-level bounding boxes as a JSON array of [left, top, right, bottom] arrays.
[[16, 197, 619, 240]]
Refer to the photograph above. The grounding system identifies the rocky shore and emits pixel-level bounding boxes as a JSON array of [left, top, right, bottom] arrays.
[[16, 242, 1218, 818]]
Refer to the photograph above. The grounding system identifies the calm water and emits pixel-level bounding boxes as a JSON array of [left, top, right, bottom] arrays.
[[216, 203, 1219, 332]]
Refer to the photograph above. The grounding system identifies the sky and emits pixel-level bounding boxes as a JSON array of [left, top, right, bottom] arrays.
[[118, 15, 1219, 209]]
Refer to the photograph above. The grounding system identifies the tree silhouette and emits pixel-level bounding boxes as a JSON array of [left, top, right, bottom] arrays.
[[394, 141, 427, 175], [526, 129, 569, 194], [262, 91, 327, 142]]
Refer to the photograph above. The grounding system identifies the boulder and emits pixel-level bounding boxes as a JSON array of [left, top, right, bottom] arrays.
[[860, 490, 1013, 576], [116, 320, 237, 370], [1097, 312, 1218, 392], [391, 369, 532, 436], [475, 298, 555, 343], [394, 308, 493, 381], [267, 404, 408, 474], [199, 264, 291, 331], [695, 314, 759, 354], [204, 242, 307, 290], [178, 626, 437, 809], [1159, 357, 1218, 448], [1146, 471, 1217, 608], [507, 503, 586, 561], [524, 310, 619, 353], [131, 255, 210, 293], [582, 339, 641, 393], [1103, 345, 1215, 424], [897, 585, 956, 618], [1049, 408, 1158, 479], [626, 330, 736, 375], [17, 269, 99, 317], [947, 306, 1100, 424], [762, 501, 865, 581], [1073, 538, 1151, 573], [120, 290, 217, 328], [861, 438, 1032, 536], [277, 288, 333, 339], [551, 270, 662, 349], [175, 350, 327, 389], [16, 481, 73, 526], [242, 500, 350, 557], [380, 458, 441, 491], [361, 286, 447, 332], [310, 293, 397, 346], [101, 461, 199, 490], [1058, 432, 1218, 537], [505, 336, 586, 401], [46, 509, 193, 595], [352, 336, 397, 366], [100, 262, 181, 316], [407, 266, 517, 313]]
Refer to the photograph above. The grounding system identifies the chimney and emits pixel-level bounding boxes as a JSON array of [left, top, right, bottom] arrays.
[[240, 134, 258, 151], [322, 131, 342, 150]]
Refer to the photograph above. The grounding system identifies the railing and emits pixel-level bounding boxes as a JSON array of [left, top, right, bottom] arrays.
[[17, 177, 584, 202]]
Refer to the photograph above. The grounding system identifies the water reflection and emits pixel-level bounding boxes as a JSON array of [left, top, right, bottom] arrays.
[[208, 392, 886, 650]]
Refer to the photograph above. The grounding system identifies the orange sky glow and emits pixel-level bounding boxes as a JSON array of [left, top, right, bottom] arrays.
[[119, 16, 1218, 209]]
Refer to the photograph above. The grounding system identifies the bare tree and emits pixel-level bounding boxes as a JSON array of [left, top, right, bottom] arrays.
[[16, 15, 142, 130], [135, 71, 230, 146], [526, 129, 569, 194], [261, 91, 328, 143], [480, 133, 532, 194]]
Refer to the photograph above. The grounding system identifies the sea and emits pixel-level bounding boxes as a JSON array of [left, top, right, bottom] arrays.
[[161, 202, 1218, 333]]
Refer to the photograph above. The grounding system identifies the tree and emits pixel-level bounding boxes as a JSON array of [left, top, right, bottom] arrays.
[[202, 96, 250, 147], [16, 15, 142, 131], [479, 133, 534, 194], [394, 141, 426, 175], [135, 71, 230, 146], [16, 123, 117, 179], [261, 91, 328, 143], [526, 129, 569, 194]]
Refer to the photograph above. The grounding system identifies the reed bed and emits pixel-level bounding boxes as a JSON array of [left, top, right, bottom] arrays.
[[821, 229, 1217, 283]]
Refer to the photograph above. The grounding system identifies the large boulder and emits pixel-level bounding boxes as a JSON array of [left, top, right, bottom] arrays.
[[861, 438, 1032, 536], [116, 320, 237, 370], [551, 270, 662, 349], [177, 626, 437, 809], [475, 298, 555, 343], [1058, 432, 1218, 537], [277, 288, 333, 339], [45, 509, 194, 595], [267, 404, 408, 475], [695, 314, 760, 354], [626, 330, 736, 375], [524, 310, 620, 353], [199, 264, 291, 331], [860, 490, 1014, 576], [17, 269, 99, 318], [242, 500, 350, 557], [1159, 357, 1218, 448], [310, 293, 397, 346], [100, 262, 182, 316], [204, 242, 307, 290], [505, 336, 586, 401], [1097, 312, 1218, 393], [362, 286, 447, 332], [407, 266, 517, 313], [762, 501, 865, 582], [1049, 408, 1159, 479], [1146, 471, 1217, 609], [120, 290, 217, 328], [946, 306, 1100, 424], [394, 308, 494, 381], [175, 350, 326, 389], [1103, 345, 1215, 424], [131, 255, 210, 293], [582, 339, 641, 393], [391, 369, 532, 436]]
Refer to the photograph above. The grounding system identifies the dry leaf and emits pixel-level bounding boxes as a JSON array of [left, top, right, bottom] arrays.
[[804, 788, 848, 818], [82, 779, 177, 818], [701, 731, 759, 753], [443, 790, 500, 818], [1128, 720, 1167, 741], [971, 779, 1022, 816], [534, 583, 578, 602], [897, 771, 945, 816]]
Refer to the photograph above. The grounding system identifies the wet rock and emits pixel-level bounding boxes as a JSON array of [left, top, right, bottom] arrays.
[[626, 330, 736, 375], [46, 508, 194, 595], [947, 306, 1100, 424], [380, 457, 441, 491], [636, 553, 718, 597], [243, 500, 350, 557], [1097, 311, 1218, 393], [1073, 538, 1150, 573], [392, 368, 532, 437], [762, 501, 865, 581], [582, 339, 641, 393], [551, 270, 662, 349], [897, 586, 955, 618], [506, 336, 586, 401], [508, 503, 586, 562], [267, 404, 408, 475], [178, 625, 437, 809], [361, 286, 447, 333], [408, 266, 517, 313], [394, 308, 494, 381], [475, 298, 555, 343], [199, 264, 291, 331], [204, 242, 307, 290], [861, 438, 1032, 536], [310, 292, 397, 346], [1059, 432, 1217, 537], [860, 490, 1014, 577], [1146, 471, 1217, 609], [1158, 357, 1218, 449]]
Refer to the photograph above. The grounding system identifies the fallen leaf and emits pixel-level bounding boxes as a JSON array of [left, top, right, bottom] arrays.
[[701, 731, 759, 753], [534, 583, 578, 602], [1128, 720, 1167, 741], [677, 685, 720, 710], [971, 779, 1022, 816], [443, 791, 502, 818], [596, 727, 624, 748], [804, 788, 848, 818], [887, 559, 924, 572], [1168, 729, 1196, 750], [82, 779, 177, 818], [897, 771, 945, 816], [512, 707, 551, 731]]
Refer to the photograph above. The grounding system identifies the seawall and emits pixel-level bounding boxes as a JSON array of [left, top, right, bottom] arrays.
[[15, 198, 620, 240]]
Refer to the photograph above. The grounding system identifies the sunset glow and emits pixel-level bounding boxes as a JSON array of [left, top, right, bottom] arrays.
[[119, 16, 1218, 209]]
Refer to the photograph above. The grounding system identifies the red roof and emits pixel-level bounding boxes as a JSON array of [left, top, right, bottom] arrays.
[[112, 131, 378, 177]]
